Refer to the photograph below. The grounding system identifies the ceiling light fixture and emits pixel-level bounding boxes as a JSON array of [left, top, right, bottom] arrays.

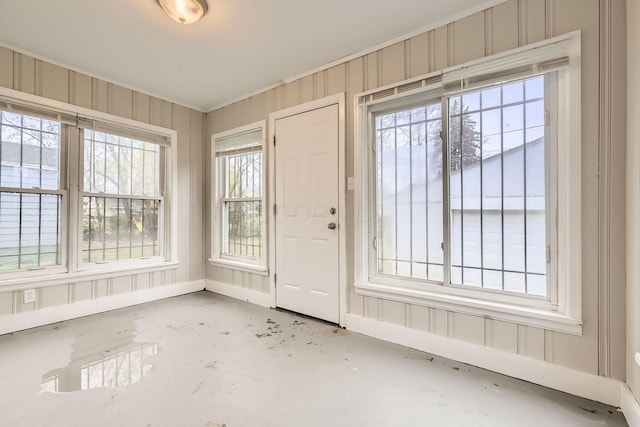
[[157, 0, 208, 24]]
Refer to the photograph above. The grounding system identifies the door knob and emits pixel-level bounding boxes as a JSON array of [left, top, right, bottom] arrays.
[[328, 222, 337, 230]]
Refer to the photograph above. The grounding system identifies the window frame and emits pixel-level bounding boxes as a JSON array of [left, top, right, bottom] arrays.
[[353, 32, 582, 334], [0, 113, 69, 280], [77, 127, 168, 269], [0, 86, 179, 288], [210, 120, 268, 275]]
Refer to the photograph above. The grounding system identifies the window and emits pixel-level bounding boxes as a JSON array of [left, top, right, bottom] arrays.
[[356, 33, 581, 332], [0, 110, 64, 274], [0, 89, 177, 284], [211, 121, 266, 273], [82, 130, 163, 264]]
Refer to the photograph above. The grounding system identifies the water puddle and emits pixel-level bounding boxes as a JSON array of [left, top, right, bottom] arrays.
[[40, 321, 159, 393]]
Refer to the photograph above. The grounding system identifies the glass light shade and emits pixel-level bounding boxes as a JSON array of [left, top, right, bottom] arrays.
[[157, 0, 208, 24]]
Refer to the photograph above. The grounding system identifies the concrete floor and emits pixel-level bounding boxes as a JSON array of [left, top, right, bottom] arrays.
[[0, 291, 628, 427]]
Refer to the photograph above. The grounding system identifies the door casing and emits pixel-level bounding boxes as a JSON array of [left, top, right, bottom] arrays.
[[268, 93, 347, 326]]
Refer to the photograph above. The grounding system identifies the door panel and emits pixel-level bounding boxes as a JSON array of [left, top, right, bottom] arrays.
[[275, 104, 339, 323]]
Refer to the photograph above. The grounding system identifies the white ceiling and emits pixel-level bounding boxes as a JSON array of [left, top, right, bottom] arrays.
[[0, 0, 504, 112]]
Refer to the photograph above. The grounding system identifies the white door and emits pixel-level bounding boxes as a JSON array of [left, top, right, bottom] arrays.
[[274, 104, 340, 323]]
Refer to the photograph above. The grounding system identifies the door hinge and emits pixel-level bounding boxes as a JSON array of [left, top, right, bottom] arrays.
[[546, 246, 551, 263], [439, 130, 445, 141], [274, 273, 277, 284], [273, 135, 276, 146], [373, 237, 377, 249], [544, 110, 550, 126], [372, 140, 376, 152], [441, 241, 444, 251], [273, 204, 277, 215]]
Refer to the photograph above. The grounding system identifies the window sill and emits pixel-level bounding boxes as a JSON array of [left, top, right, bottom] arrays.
[[355, 281, 582, 336], [208, 258, 268, 276], [0, 260, 180, 292]]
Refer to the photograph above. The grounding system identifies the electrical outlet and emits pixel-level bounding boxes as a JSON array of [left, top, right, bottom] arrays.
[[23, 289, 36, 304]]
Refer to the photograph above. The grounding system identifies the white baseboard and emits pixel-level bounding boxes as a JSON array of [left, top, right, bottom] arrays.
[[622, 385, 640, 427], [205, 279, 270, 308], [345, 313, 621, 407], [0, 280, 204, 335]]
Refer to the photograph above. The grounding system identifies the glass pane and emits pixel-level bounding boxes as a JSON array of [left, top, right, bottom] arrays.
[[224, 200, 262, 258], [84, 130, 160, 197], [0, 111, 61, 190], [448, 75, 548, 297], [0, 192, 60, 271], [375, 101, 443, 280], [83, 196, 160, 263]]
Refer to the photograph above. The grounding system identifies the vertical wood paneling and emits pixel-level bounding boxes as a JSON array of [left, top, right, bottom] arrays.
[[73, 282, 92, 302], [109, 84, 133, 119], [517, 325, 545, 360], [133, 92, 150, 123], [0, 292, 12, 316], [70, 72, 92, 109], [525, 0, 547, 43], [284, 81, 299, 108], [381, 42, 405, 86], [327, 63, 346, 96], [433, 26, 449, 71], [190, 109, 204, 280], [92, 279, 108, 299], [434, 309, 448, 336], [40, 285, 69, 308], [149, 96, 164, 126], [365, 52, 378, 91], [408, 305, 429, 332], [409, 32, 429, 78], [492, 0, 519, 53], [39, 62, 68, 103], [173, 104, 191, 283], [16, 54, 35, 94], [0, 47, 13, 89], [363, 296, 379, 320], [450, 313, 484, 346], [453, 12, 485, 65], [92, 78, 108, 113], [315, 71, 327, 99], [111, 276, 132, 294], [381, 299, 405, 326], [486, 320, 518, 353], [301, 75, 314, 103], [135, 273, 151, 290]]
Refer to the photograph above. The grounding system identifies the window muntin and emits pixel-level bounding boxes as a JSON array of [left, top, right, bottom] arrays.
[[0, 111, 62, 272], [370, 75, 552, 301], [448, 76, 548, 298], [82, 130, 162, 264], [220, 150, 263, 259]]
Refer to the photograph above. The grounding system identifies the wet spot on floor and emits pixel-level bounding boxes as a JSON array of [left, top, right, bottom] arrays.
[[332, 328, 349, 336]]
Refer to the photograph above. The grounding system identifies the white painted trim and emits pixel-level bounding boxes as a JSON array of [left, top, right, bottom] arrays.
[[210, 120, 267, 271], [267, 93, 347, 326], [345, 314, 620, 407], [0, 280, 204, 335], [206, 0, 511, 112], [621, 385, 640, 427], [204, 279, 270, 308]]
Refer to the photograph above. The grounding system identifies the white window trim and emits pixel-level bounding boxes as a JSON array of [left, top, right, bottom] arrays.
[[209, 120, 267, 275], [353, 31, 582, 335], [0, 86, 180, 287]]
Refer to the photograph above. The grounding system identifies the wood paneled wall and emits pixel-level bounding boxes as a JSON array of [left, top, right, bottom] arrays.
[[206, 0, 627, 381], [0, 48, 206, 316]]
